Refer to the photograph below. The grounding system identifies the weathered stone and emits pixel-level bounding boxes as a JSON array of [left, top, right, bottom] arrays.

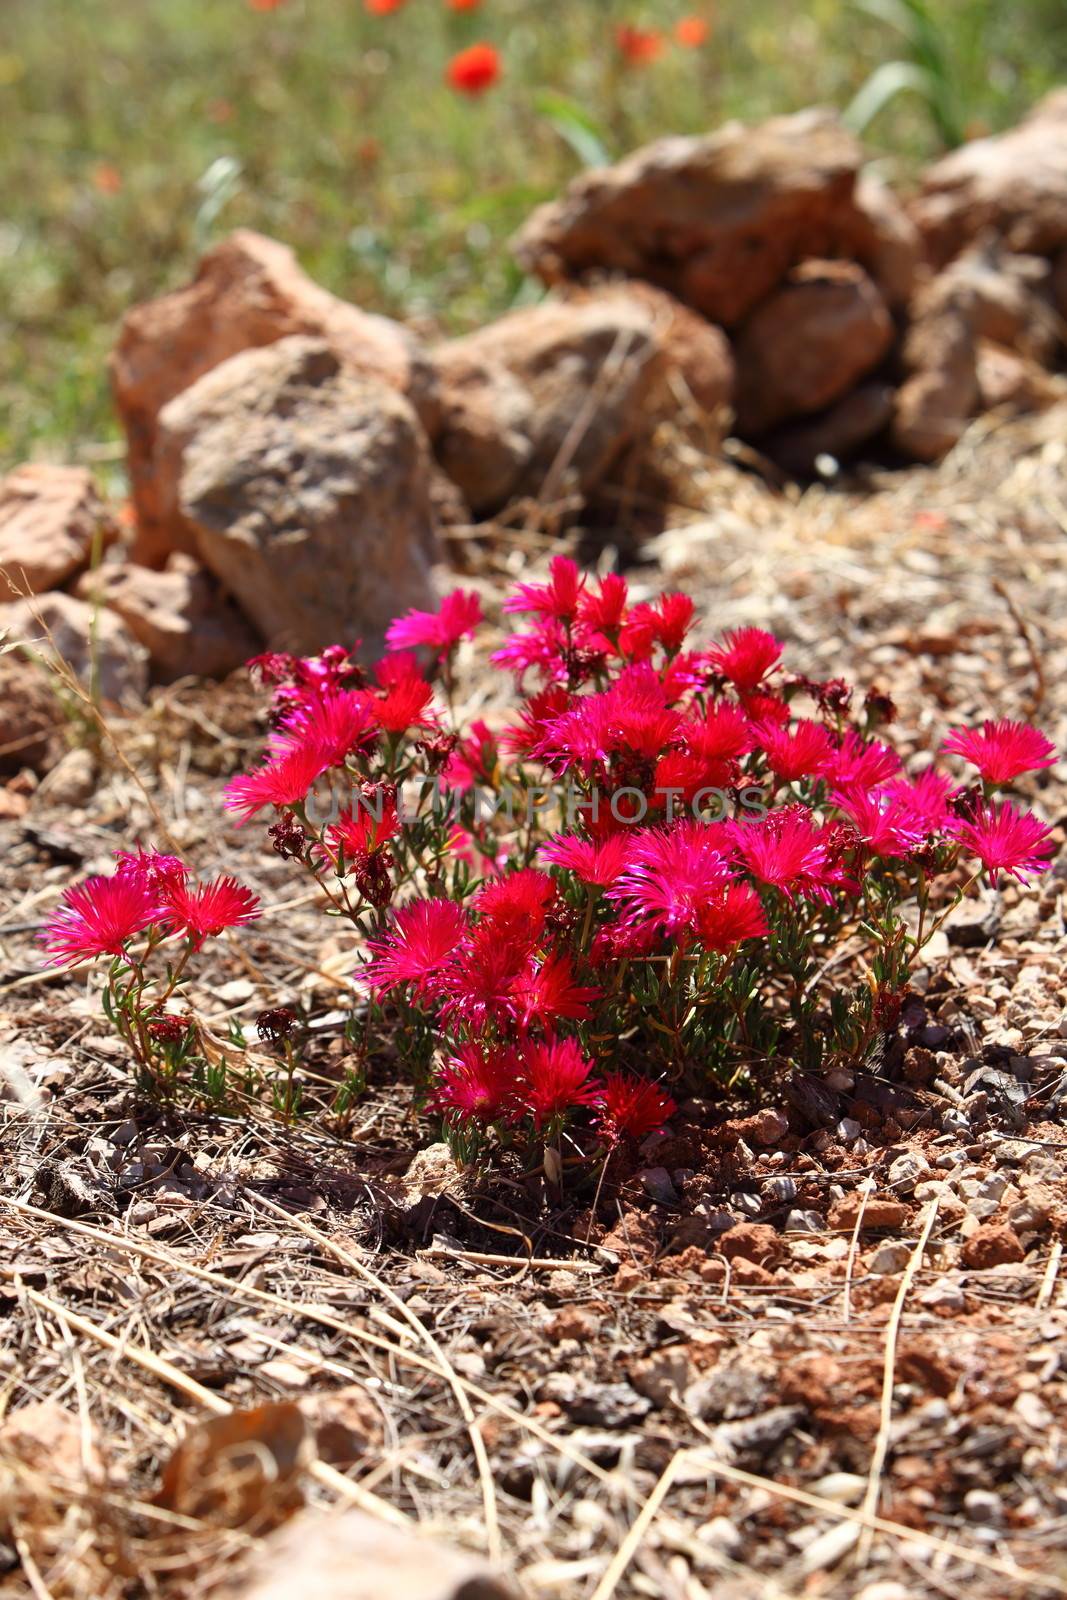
[[961, 1221, 1025, 1269], [0, 653, 63, 773], [734, 260, 893, 434], [224, 1508, 518, 1600], [168, 337, 438, 656], [892, 297, 978, 463], [76, 555, 259, 681], [0, 464, 118, 602], [513, 109, 874, 327], [837, 170, 923, 310], [976, 341, 1066, 414], [764, 379, 895, 475], [111, 229, 439, 564], [910, 90, 1067, 267], [0, 591, 148, 705], [432, 285, 733, 512]]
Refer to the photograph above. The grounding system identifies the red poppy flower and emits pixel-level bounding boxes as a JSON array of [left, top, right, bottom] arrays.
[[447, 0, 482, 9], [616, 24, 664, 64], [446, 42, 501, 95], [365, 0, 406, 13], [674, 14, 710, 47]]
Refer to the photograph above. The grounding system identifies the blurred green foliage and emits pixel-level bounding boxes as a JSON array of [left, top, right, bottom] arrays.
[[2, 0, 1066, 477]]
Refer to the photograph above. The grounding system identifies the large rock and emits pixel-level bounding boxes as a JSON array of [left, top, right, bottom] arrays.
[[892, 304, 978, 463], [513, 110, 910, 326], [911, 90, 1067, 267], [976, 341, 1066, 414], [891, 243, 1059, 461], [0, 654, 63, 773], [431, 285, 734, 513], [0, 591, 148, 705], [0, 464, 118, 603], [223, 1508, 517, 1600], [734, 260, 893, 435], [75, 555, 260, 681], [838, 170, 923, 310], [167, 337, 439, 656], [111, 230, 439, 565]]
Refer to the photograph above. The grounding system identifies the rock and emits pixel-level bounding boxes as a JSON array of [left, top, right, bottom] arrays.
[[910, 90, 1067, 267], [765, 380, 895, 475], [961, 1221, 1025, 1269], [0, 1398, 100, 1484], [977, 342, 1065, 414], [892, 294, 978, 462], [935, 246, 1059, 362], [944, 888, 1002, 948], [164, 337, 439, 656], [0, 591, 148, 705], [840, 170, 923, 310], [869, 1241, 912, 1275], [719, 1222, 781, 1265], [0, 653, 64, 772], [513, 109, 878, 327], [76, 555, 260, 681], [734, 260, 893, 435], [34, 747, 97, 807], [0, 464, 118, 602], [431, 286, 733, 514], [964, 1488, 1005, 1526], [224, 1508, 517, 1600], [111, 229, 438, 565], [828, 1194, 910, 1231]]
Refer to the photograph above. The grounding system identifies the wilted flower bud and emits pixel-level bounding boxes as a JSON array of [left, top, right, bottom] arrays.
[[268, 817, 308, 859], [256, 1006, 297, 1043], [864, 686, 897, 726]]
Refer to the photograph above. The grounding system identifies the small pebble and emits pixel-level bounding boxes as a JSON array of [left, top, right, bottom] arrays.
[[964, 1488, 1004, 1526]]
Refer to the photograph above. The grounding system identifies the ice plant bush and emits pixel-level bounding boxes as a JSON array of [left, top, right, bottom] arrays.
[[46, 561, 1057, 1163], [41, 850, 260, 1094]]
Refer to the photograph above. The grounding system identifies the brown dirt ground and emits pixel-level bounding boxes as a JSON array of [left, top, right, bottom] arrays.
[[0, 405, 1066, 1599]]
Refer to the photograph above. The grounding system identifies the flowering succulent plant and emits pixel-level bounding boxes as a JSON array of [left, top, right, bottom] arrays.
[[43, 560, 1058, 1160]]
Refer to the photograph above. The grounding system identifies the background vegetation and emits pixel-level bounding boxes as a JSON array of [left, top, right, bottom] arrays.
[[4, 0, 1067, 479]]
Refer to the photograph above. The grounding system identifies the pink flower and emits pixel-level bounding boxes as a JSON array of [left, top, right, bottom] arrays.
[[504, 556, 585, 621], [374, 660, 435, 733], [941, 720, 1056, 785], [41, 875, 161, 966], [386, 589, 483, 656], [732, 809, 849, 903], [361, 900, 469, 995], [511, 951, 600, 1030], [539, 831, 630, 887], [881, 770, 958, 834], [759, 719, 834, 783], [433, 1042, 519, 1124], [474, 868, 558, 945], [161, 876, 260, 949], [683, 702, 755, 765], [619, 593, 694, 658], [271, 690, 376, 770], [114, 848, 189, 893], [325, 789, 399, 862], [444, 720, 497, 792], [822, 732, 901, 792], [694, 882, 769, 952], [578, 572, 630, 637], [517, 1037, 601, 1127], [595, 1074, 676, 1142], [706, 627, 783, 690], [831, 789, 925, 860], [950, 800, 1054, 883], [224, 741, 333, 824], [607, 821, 735, 937]]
